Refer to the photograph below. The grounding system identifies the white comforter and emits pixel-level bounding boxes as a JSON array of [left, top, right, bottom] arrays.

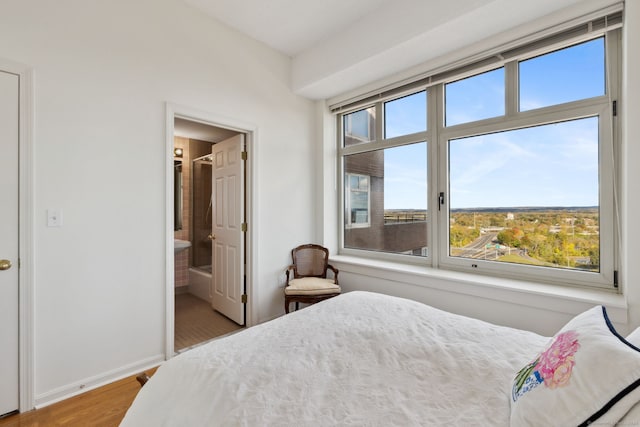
[[121, 291, 548, 426]]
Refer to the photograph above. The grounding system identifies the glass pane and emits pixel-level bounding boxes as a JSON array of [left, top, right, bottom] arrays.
[[445, 68, 505, 126], [351, 191, 368, 210], [191, 157, 212, 271], [448, 117, 599, 272], [344, 106, 376, 146], [357, 176, 368, 191], [350, 175, 360, 189], [385, 91, 427, 138], [346, 174, 370, 226], [344, 142, 428, 257], [520, 37, 605, 111]]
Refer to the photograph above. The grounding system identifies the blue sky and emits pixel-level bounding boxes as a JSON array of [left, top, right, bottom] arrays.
[[383, 37, 604, 210]]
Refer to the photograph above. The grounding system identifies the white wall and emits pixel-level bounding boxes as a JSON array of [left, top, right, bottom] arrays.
[[320, 2, 640, 338], [621, 0, 640, 329], [0, 0, 316, 407]]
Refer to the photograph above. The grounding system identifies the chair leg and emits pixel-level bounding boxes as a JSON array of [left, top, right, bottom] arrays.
[[285, 298, 290, 314], [295, 301, 299, 311]]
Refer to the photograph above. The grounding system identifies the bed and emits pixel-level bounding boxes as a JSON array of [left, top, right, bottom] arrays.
[[120, 291, 640, 426]]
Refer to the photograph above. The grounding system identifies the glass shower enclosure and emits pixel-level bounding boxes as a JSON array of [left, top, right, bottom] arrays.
[[191, 154, 213, 273]]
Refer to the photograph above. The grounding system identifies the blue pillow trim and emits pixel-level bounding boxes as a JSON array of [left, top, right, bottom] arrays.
[[602, 306, 640, 353], [578, 306, 640, 426], [579, 378, 640, 426]]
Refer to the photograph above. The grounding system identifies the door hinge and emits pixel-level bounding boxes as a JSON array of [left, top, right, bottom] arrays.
[[241, 151, 248, 161], [241, 223, 247, 232], [613, 100, 618, 117], [241, 294, 247, 304]]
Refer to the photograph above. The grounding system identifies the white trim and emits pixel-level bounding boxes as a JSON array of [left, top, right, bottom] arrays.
[[0, 57, 35, 413], [330, 254, 627, 324], [164, 103, 257, 360], [33, 354, 163, 408]]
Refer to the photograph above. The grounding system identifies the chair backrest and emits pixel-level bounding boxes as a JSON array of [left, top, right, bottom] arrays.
[[291, 244, 329, 278]]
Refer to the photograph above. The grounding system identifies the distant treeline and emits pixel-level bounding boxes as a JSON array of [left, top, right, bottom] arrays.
[[450, 208, 599, 271]]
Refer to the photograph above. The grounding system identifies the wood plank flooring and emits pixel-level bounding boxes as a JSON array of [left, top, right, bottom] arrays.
[[0, 293, 243, 426], [0, 368, 156, 427]]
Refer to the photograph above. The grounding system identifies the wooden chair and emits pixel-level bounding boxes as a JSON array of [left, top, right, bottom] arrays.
[[284, 244, 340, 313]]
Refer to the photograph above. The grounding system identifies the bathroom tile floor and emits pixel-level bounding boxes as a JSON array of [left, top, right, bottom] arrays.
[[174, 293, 243, 352]]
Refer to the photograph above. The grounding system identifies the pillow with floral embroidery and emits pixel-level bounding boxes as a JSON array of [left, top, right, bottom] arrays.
[[510, 306, 640, 427]]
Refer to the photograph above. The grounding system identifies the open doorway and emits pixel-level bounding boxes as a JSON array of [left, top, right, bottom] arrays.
[[167, 108, 253, 356]]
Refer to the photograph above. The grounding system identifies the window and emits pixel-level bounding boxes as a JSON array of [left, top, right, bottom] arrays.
[[445, 68, 505, 126], [448, 117, 600, 272], [345, 173, 371, 228], [344, 107, 376, 146], [385, 91, 427, 138], [343, 143, 428, 255], [519, 38, 605, 111], [338, 29, 619, 289]]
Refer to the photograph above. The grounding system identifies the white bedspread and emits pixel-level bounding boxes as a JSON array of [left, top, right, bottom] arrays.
[[121, 291, 548, 426]]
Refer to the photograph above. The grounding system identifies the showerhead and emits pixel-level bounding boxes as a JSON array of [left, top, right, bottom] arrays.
[[193, 154, 213, 163]]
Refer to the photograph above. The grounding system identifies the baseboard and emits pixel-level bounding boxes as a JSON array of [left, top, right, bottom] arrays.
[[33, 354, 164, 409]]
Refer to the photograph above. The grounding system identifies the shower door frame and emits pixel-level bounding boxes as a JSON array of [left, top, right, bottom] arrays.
[[164, 102, 256, 359], [191, 153, 214, 276]]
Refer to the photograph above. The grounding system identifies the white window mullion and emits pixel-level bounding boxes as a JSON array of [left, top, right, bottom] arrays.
[[375, 102, 384, 141], [605, 29, 622, 288], [505, 61, 519, 117], [597, 102, 615, 285], [427, 87, 439, 264], [433, 84, 448, 267]]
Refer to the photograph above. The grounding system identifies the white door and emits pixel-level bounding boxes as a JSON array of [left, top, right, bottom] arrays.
[[0, 70, 20, 416], [211, 134, 245, 325]]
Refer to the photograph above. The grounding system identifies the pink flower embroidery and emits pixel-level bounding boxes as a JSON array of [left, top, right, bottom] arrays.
[[537, 330, 580, 389]]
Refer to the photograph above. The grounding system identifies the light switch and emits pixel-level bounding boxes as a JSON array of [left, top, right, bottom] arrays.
[[47, 208, 63, 227]]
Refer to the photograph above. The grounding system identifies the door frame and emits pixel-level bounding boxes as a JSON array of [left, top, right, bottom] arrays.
[[164, 103, 256, 359], [0, 58, 34, 412]]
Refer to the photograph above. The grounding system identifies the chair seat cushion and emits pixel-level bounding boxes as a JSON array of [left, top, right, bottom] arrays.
[[285, 277, 341, 296]]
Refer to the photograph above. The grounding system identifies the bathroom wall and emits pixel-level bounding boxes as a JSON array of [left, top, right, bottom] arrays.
[[174, 136, 212, 289], [173, 136, 190, 289]]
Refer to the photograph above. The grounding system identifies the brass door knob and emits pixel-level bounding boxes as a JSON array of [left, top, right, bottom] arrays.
[[208, 234, 216, 240], [0, 259, 12, 271]]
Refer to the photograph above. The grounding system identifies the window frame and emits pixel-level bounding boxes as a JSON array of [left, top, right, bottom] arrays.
[[338, 92, 433, 264], [344, 106, 376, 145], [345, 172, 371, 229], [336, 30, 620, 289]]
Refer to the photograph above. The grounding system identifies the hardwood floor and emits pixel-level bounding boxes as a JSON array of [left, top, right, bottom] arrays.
[[0, 294, 241, 426], [0, 368, 156, 427]]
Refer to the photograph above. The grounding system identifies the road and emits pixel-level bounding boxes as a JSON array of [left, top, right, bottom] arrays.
[[454, 232, 501, 260]]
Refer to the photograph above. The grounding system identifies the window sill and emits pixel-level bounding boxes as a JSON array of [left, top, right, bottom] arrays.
[[329, 255, 628, 325]]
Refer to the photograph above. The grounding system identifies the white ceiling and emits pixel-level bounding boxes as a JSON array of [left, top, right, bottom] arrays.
[[182, 0, 393, 57], [174, 118, 239, 143], [181, 0, 619, 100]]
